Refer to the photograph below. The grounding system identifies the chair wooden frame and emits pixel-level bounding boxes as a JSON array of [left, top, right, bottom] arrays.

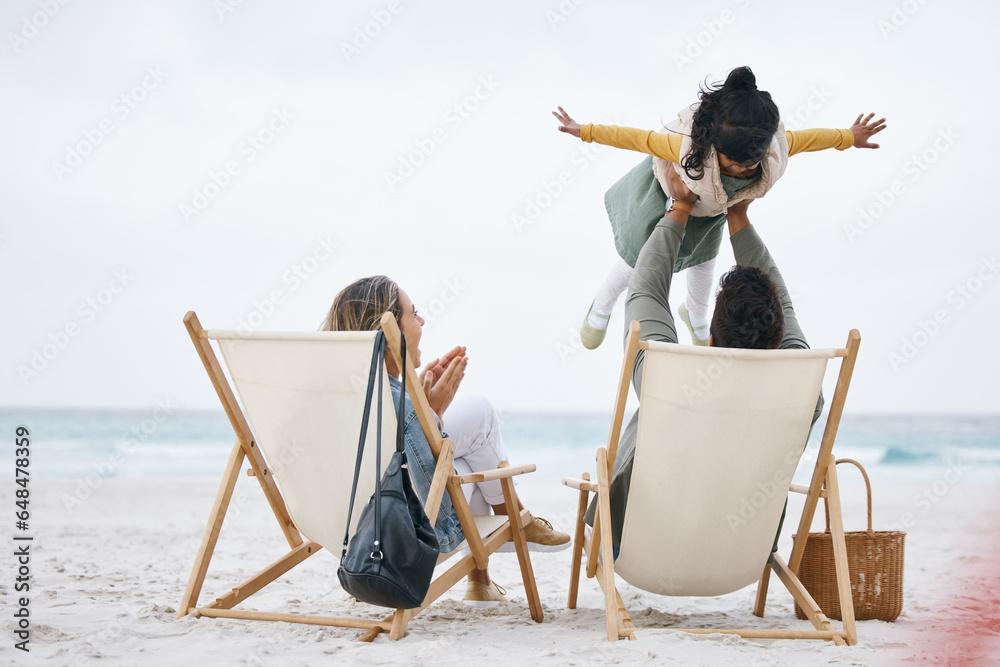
[[176, 311, 543, 641], [563, 321, 861, 644]]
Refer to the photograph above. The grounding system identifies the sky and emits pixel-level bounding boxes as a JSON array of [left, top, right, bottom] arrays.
[[2, 0, 998, 415]]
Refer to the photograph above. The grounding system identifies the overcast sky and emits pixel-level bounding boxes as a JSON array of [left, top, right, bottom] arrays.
[[2, 0, 998, 414]]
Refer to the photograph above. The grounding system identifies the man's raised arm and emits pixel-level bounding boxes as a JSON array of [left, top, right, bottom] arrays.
[[726, 200, 808, 352], [622, 180, 698, 391], [726, 200, 824, 422]]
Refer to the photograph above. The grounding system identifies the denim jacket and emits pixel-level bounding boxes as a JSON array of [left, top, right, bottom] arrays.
[[388, 376, 466, 553]]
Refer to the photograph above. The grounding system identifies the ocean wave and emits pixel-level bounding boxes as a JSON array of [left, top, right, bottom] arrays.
[[880, 447, 938, 465]]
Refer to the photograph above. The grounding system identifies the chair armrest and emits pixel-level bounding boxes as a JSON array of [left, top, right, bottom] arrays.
[[789, 483, 827, 498], [424, 439, 457, 526], [450, 463, 536, 485], [562, 476, 597, 493]]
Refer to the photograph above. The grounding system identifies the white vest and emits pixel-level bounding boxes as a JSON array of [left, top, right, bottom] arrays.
[[653, 104, 788, 217]]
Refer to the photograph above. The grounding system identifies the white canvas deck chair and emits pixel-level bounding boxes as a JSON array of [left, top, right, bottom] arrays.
[[177, 311, 543, 641], [564, 321, 861, 644]]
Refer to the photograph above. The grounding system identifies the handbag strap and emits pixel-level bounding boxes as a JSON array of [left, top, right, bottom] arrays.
[[340, 331, 386, 558], [371, 333, 407, 562], [339, 330, 409, 561]]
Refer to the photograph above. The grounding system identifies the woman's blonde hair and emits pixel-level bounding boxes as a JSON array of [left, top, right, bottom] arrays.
[[322, 275, 402, 332]]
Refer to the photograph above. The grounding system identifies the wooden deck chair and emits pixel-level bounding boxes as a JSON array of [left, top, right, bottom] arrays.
[[563, 321, 861, 644], [177, 311, 543, 641]]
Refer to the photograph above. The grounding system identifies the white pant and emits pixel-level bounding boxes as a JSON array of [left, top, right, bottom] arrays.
[[441, 395, 513, 515], [594, 257, 717, 324]]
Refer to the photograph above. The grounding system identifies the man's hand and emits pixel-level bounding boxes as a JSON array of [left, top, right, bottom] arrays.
[[726, 198, 753, 236], [850, 113, 887, 149], [664, 165, 697, 204], [419, 346, 467, 418], [727, 198, 752, 216], [552, 106, 582, 138]]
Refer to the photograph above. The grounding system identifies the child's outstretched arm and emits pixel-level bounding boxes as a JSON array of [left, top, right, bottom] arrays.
[[849, 113, 887, 149], [786, 113, 887, 155], [551, 106, 684, 163], [552, 106, 582, 137]]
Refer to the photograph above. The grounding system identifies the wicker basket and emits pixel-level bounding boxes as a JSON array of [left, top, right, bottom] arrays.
[[794, 458, 905, 622]]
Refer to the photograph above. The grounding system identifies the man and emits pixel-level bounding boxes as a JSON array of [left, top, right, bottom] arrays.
[[587, 166, 824, 550]]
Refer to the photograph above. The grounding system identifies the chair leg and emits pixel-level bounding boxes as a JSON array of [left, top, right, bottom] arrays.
[[612, 585, 637, 640], [771, 554, 846, 645], [388, 608, 413, 640], [821, 455, 858, 645], [501, 475, 543, 623], [568, 473, 591, 610], [596, 450, 619, 641], [753, 559, 771, 617], [177, 438, 245, 618], [586, 510, 603, 580]]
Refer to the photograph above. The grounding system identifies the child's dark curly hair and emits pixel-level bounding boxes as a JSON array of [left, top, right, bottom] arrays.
[[680, 66, 780, 181], [710, 266, 784, 349]]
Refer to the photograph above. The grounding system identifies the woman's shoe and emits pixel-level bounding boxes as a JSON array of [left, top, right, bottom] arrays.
[[521, 515, 571, 552], [464, 581, 506, 608], [497, 514, 571, 553], [581, 301, 611, 350]]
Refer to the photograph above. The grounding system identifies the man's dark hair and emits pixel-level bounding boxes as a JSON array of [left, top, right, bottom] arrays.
[[710, 266, 784, 349]]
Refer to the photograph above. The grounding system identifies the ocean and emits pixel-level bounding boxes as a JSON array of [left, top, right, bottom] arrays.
[[1, 408, 998, 485]]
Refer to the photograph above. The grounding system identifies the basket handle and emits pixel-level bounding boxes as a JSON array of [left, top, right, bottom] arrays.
[[823, 458, 874, 535]]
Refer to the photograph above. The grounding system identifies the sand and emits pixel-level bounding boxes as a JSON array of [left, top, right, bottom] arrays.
[[3, 470, 998, 666]]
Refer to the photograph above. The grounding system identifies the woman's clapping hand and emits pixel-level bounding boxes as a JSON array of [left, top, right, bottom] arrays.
[[419, 346, 468, 418]]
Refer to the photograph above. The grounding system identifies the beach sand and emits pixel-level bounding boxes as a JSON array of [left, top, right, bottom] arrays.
[[3, 471, 998, 665]]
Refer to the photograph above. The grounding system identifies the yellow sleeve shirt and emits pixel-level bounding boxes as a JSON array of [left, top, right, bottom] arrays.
[[579, 124, 855, 162]]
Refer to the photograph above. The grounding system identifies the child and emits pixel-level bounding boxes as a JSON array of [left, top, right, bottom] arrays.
[[552, 66, 886, 348]]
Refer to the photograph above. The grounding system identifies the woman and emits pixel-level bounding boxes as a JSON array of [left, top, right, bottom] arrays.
[[323, 275, 569, 607]]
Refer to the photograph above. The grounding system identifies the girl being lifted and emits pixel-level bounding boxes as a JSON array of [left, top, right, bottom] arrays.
[[553, 66, 885, 348]]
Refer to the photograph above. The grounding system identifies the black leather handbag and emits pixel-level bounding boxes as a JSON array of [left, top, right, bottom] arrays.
[[337, 331, 440, 609]]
